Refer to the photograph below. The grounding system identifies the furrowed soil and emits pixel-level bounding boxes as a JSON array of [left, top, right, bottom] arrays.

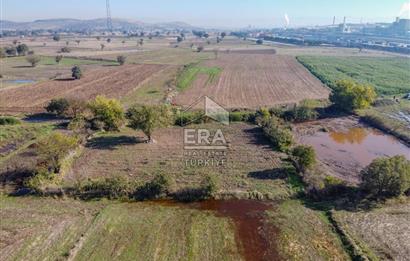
[[174, 54, 330, 109], [67, 122, 292, 199], [0, 64, 168, 113], [332, 199, 410, 260]]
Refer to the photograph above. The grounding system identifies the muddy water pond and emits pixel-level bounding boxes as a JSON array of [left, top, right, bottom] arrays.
[[295, 117, 410, 183], [156, 199, 280, 261]]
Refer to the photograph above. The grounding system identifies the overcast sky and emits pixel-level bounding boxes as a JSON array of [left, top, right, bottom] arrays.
[[1, 0, 409, 28]]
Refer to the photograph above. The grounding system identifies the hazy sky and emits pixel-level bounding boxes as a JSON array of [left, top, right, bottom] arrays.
[[1, 0, 409, 28]]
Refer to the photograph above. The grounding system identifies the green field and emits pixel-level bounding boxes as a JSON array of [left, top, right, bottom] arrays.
[[297, 56, 410, 95], [176, 64, 221, 91]]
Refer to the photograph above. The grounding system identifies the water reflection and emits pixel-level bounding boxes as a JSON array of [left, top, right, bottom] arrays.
[[329, 128, 368, 144]]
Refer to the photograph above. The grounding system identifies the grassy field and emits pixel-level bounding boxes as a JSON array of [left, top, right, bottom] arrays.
[[297, 56, 410, 95], [67, 122, 293, 199], [0, 196, 242, 261], [176, 64, 221, 91], [0, 120, 55, 160], [268, 200, 349, 260]]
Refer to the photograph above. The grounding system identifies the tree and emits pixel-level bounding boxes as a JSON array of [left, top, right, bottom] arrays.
[[12, 39, 18, 45], [330, 79, 376, 112], [53, 35, 61, 41], [139, 38, 144, 47], [45, 98, 70, 116], [221, 32, 227, 38], [177, 36, 183, 43], [55, 55, 63, 64], [106, 38, 111, 43], [291, 145, 316, 172], [5, 46, 17, 56], [26, 55, 41, 67], [60, 47, 71, 53], [16, 44, 29, 56], [36, 132, 79, 173], [126, 105, 173, 142], [75, 40, 81, 45], [262, 116, 294, 152], [65, 41, 70, 46], [96, 36, 101, 41], [100, 44, 105, 50], [197, 46, 204, 52], [256, 39, 263, 45], [88, 96, 125, 131], [117, 55, 126, 65], [71, 66, 82, 80], [361, 156, 410, 199]]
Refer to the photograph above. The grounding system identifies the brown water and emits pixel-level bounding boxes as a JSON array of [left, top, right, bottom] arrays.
[[155, 199, 279, 261], [301, 127, 410, 170]]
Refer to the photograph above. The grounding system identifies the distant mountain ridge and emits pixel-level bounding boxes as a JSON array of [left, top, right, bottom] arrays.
[[0, 18, 199, 31]]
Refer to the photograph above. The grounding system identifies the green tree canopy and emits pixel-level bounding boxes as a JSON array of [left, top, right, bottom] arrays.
[[330, 79, 376, 112], [361, 155, 410, 198], [88, 96, 125, 131], [126, 105, 173, 142]]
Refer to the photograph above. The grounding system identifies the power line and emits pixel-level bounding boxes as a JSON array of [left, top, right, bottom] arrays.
[[106, 0, 113, 32]]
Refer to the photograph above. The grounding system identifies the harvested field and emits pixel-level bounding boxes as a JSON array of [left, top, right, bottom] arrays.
[[67, 122, 292, 199], [332, 200, 410, 260], [0, 64, 168, 113], [174, 54, 330, 109]]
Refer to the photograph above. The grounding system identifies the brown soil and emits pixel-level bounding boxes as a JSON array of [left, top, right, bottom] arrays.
[[0, 64, 168, 113], [174, 54, 330, 109]]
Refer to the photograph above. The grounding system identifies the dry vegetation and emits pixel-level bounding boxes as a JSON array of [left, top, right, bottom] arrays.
[[174, 54, 330, 109], [0, 64, 167, 113]]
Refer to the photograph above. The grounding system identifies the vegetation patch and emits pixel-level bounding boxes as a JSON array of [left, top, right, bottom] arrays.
[[297, 56, 410, 95], [176, 63, 221, 91]]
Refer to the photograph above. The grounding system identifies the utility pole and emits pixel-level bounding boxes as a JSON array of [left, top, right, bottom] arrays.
[[106, 0, 113, 32]]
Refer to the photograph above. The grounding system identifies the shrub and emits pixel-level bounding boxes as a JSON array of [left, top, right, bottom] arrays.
[[26, 55, 41, 67], [55, 55, 63, 64], [229, 111, 255, 122], [53, 35, 61, 41], [16, 44, 29, 55], [201, 174, 219, 198], [0, 116, 21, 125], [173, 175, 219, 202], [361, 155, 410, 199], [71, 66, 82, 79], [5, 46, 17, 56], [45, 98, 70, 116], [88, 96, 125, 131], [79, 177, 136, 200], [126, 105, 173, 142], [284, 105, 318, 122], [291, 145, 316, 172], [256, 39, 263, 45], [134, 173, 172, 200], [35, 132, 79, 174], [197, 46, 204, 52], [174, 111, 204, 126], [60, 47, 71, 53], [117, 55, 126, 65], [262, 116, 294, 152], [330, 79, 376, 112], [24, 168, 54, 193], [255, 107, 271, 126]]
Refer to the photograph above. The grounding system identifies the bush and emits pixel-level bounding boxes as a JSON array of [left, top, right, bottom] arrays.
[[255, 107, 271, 126], [24, 168, 54, 193], [134, 173, 172, 200], [229, 111, 255, 122], [173, 175, 219, 202], [53, 35, 61, 41], [16, 44, 29, 56], [117, 55, 126, 65], [60, 47, 71, 53], [0, 116, 21, 125], [55, 55, 63, 64], [262, 116, 294, 152], [88, 96, 125, 131], [174, 111, 205, 126], [79, 177, 136, 200], [71, 66, 82, 79], [256, 39, 263, 45], [197, 46, 204, 52], [45, 98, 70, 116], [284, 105, 318, 122], [126, 105, 173, 141], [330, 79, 376, 112], [26, 55, 41, 67], [5, 46, 17, 56], [35, 132, 79, 174], [361, 155, 410, 199], [291, 145, 316, 172]]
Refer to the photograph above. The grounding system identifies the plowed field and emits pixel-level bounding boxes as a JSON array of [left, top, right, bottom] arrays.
[[0, 64, 167, 113], [174, 54, 330, 109]]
